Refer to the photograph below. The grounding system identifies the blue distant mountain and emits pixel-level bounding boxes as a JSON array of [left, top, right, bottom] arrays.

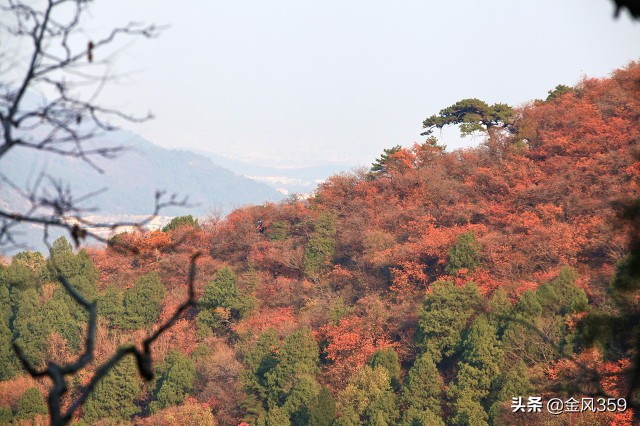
[[193, 149, 352, 195], [0, 130, 285, 220]]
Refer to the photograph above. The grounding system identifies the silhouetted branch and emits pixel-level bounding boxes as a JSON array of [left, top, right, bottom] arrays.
[[612, 0, 640, 20], [13, 252, 202, 425], [0, 0, 172, 251], [499, 314, 639, 414]]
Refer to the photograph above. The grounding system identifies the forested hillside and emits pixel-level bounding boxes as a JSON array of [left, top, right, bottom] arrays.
[[1, 63, 639, 425]]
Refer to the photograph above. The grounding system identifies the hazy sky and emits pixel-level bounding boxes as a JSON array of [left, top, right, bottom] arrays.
[[80, 0, 639, 168]]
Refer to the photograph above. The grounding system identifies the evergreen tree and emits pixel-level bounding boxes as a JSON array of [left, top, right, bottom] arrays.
[[370, 145, 402, 174], [268, 220, 290, 241], [421, 99, 514, 143], [44, 291, 81, 350], [461, 316, 503, 383], [0, 320, 19, 379], [536, 266, 588, 316], [308, 387, 336, 426], [546, 84, 574, 101], [401, 407, 445, 426], [121, 272, 165, 329], [2, 258, 40, 292], [504, 273, 585, 365], [265, 328, 319, 406], [47, 238, 99, 286], [15, 387, 47, 420], [242, 329, 280, 421], [0, 406, 12, 424], [83, 355, 141, 423], [402, 352, 443, 416], [162, 215, 200, 232], [512, 290, 542, 319], [488, 360, 533, 423], [150, 350, 196, 413], [368, 348, 401, 390], [451, 387, 489, 426], [12, 288, 49, 367], [445, 232, 481, 275], [12, 251, 46, 272], [46, 239, 99, 325], [450, 317, 503, 426], [98, 285, 125, 327], [302, 212, 337, 278], [0, 284, 19, 379], [333, 406, 359, 426], [197, 266, 253, 337], [337, 366, 398, 425], [266, 406, 291, 426], [282, 376, 320, 425], [487, 287, 512, 335], [417, 281, 482, 362], [0, 284, 11, 322]]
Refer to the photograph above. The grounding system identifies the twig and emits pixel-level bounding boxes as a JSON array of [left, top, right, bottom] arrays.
[[13, 252, 202, 425]]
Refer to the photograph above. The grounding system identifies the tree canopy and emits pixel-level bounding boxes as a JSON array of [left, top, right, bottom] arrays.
[[421, 98, 514, 138]]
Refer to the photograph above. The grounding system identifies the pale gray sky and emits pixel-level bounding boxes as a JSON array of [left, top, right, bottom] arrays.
[[81, 0, 639, 167]]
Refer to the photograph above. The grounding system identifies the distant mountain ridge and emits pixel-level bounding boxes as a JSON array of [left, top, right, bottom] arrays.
[[0, 130, 285, 253], [193, 149, 352, 195]]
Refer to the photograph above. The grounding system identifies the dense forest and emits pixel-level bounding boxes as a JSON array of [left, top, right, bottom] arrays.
[[1, 62, 639, 425]]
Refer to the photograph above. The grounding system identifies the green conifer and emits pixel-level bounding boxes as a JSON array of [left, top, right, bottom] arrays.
[[308, 387, 336, 426], [0, 405, 12, 424], [197, 266, 253, 336], [83, 355, 141, 422], [302, 212, 337, 278], [417, 281, 482, 362], [13, 288, 48, 367], [402, 353, 443, 415], [15, 387, 47, 420], [445, 232, 481, 275], [150, 350, 196, 413], [121, 272, 165, 329], [368, 348, 401, 390]]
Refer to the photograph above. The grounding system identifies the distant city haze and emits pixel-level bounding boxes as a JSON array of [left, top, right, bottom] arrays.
[[11, 0, 640, 169]]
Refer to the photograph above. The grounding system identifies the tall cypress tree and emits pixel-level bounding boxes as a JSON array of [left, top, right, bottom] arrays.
[[15, 387, 47, 420], [488, 360, 533, 423], [445, 232, 481, 275], [196, 266, 253, 337], [368, 348, 401, 390], [44, 292, 81, 351], [417, 281, 482, 362], [242, 329, 280, 422], [450, 316, 503, 426], [47, 238, 99, 324], [98, 285, 125, 327], [402, 353, 443, 416], [121, 272, 165, 330], [302, 212, 337, 278], [265, 328, 319, 406], [0, 284, 19, 379], [83, 355, 141, 423], [150, 350, 196, 413], [308, 387, 336, 426], [282, 376, 320, 426], [337, 366, 398, 425], [12, 288, 49, 367]]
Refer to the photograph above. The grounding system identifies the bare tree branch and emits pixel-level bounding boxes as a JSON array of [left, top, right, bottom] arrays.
[[0, 0, 172, 251], [13, 252, 202, 425]]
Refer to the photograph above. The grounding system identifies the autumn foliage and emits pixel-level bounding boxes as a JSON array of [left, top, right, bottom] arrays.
[[2, 63, 640, 425]]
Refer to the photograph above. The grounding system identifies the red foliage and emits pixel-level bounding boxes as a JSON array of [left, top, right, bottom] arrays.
[[318, 296, 393, 388], [233, 307, 298, 337]]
